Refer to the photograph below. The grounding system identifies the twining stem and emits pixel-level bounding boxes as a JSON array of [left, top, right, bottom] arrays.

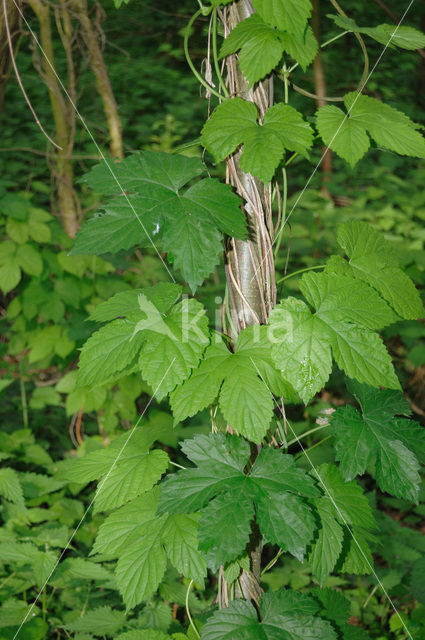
[[276, 264, 326, 284], [186, 580, 200, 639], [287, 31, 349, 74], [261, 548, 284, 575], [295, 435, 332, 459], [184, 8, 223, 101], [274, 168, 287, 258], [286, 423, 329, 447], [212, 7, 229, 97], [328, 0, 370, 90]]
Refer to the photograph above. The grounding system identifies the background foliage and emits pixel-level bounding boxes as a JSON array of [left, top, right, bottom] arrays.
[[1, 0, 425, 639]]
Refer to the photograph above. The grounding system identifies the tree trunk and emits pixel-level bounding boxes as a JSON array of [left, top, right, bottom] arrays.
[[72, 0, 123, 160], [0, 0, 22, 114], [312, 0, 332, 195], [219, 0, 276, 605], [29, 0, 81, 238]]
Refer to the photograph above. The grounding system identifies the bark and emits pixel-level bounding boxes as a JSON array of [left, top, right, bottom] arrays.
[[0, 0, 22, 114], [71, 0, 123, 160], [219, 0, 277, 605], [312, 0, 332, 193], [222, 1, 275, 337], [29, 0, 81, 238]]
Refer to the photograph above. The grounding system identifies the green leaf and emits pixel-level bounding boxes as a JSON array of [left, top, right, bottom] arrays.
[[77, 319, 144, 387], [332, 381, 423, 502], [252, 0, 312, 36], [198, 491, 254, 570], [92, 489, 159, 556], [137, 297, 210, 400], [307, 464, 376, 582], [200, 599, 262, 640], [315, 463, 376, 529], [312, 587, 351, 625], [317, 92, 425, 166], [116, 517, 168, 609], [92, 488, 206, 610], [64, 606, 126, 635], [171, 326, 295, 442], [270, 271, 400, 403], [93, 449, 169, 513], [201, 588, 337, 640], [73, 152, 246, 290], [0, 467, 24, 504], [330, 220, 423, 319], [79, 287, 209, 398], [256, 490, 316, 561], [279, 27, 318, 70], [64, 428, 169, 512], [16, 244, 43, 276], [316, 105, 370, 167], [220, 15, 286, 86], [330, 14, 425, 50], [202, 98, 313, 182], [309, 502, 344, 585], [220, 15, 317, 85], [162, 513, 207, 585], [158, 434, 317, 566]]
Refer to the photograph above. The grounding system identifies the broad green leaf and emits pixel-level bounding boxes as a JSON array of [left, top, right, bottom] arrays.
[[307, 464, 376, 583], [16, 244, 43, 276], [92, 488, 206, 609], [201, 589, 337, 640], [77, 319, 144, 387], [0, 467, 24, 504], [202, 98, 313, 182], [200, 600, 263, 640], [316, 105, 370, 167], [82, 151, 203, 194], [270, 271, 400, 403], [198, 491, 254, 570], [341, 529, 374, 575], [73, 152, 246, 290], [220, 15, 286, 86], [64, 428, 169, 512], [279, 27, 318, 70], [330, 220, 423, 319], [315, 463, 376, 529], [256, 490, 316, 560], [309, 502, 343, 585], [270, 297, 333, 403], [79, 287, 209, 398], [332, 381, 424, 501], [220, 15, 317, 85], [330, 14, 425, 50], [64, 606, 126, 635], [317, 92, 425, 166], [116, 518, 168, 609], [312, 588, 351, 625], [93, 449, 169, 513], [162, 513, 207, 584], [171, 326, 295, 442], [92, 489, 159, 556], [250, 447, 318, 497], [137, 297, 209, 400], [159, 434, 317, 566], [252, 0, 312, 36]]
